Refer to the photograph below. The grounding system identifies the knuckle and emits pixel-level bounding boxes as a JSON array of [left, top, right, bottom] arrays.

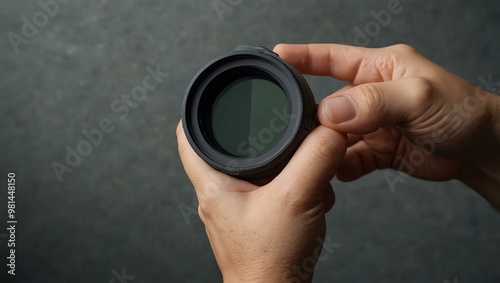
[[389, 43, 419, 55], [193, 179, 224, 219], [357, 83, 385, 114], [198, 202, 211, 220], [196, 190, 216, 219], [410, 77, 434, 104], [376, 44, 421, 80]]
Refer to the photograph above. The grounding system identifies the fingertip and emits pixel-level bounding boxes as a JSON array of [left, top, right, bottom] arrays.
[[321, 78, 434, 135], [176, 120, 183, 137], [176, 119, 218, 185], [272, 43, 287, 53], [176, 120, 189, 157], [273, 43, 296, 61], [317, 95, 352, 132], [325, 96, 358, 124], [317, 85, 359, 133]]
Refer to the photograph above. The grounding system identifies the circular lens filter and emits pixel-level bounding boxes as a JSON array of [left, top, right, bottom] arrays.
[[182, 46, 316, 180]]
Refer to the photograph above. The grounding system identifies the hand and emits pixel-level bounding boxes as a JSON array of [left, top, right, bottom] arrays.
[[274, 43, 500, 209], [177, 122, 347, 282]]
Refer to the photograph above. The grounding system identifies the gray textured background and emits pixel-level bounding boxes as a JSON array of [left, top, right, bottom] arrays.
[[1, 0, 499, 282]]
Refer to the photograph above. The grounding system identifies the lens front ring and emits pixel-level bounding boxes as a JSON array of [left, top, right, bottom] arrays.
[[182, 46, 316, 180]]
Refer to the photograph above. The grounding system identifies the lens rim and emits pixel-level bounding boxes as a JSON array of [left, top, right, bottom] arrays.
[[182, 47, 316, 180]]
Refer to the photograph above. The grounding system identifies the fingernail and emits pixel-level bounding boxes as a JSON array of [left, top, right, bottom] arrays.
[[324, 96, 357, 123]]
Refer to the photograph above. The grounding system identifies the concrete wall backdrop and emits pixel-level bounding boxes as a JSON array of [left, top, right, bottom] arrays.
[[0, 0, 499, 282]]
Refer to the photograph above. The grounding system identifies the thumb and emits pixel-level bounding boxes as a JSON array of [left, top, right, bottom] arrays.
[[272, 126, 347, 203], [318, 77, 434, 135]]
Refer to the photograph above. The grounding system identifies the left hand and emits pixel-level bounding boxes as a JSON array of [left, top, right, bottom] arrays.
[[177, 122, 347, 282]]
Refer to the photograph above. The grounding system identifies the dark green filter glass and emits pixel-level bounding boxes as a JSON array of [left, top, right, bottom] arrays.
[[211, 77, 289, 157]]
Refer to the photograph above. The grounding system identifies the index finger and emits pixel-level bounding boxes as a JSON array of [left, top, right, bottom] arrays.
[[273, 43, 413, 85]]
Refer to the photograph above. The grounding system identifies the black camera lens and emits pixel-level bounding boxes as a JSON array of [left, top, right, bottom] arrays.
[[182, 46, 317, 180]]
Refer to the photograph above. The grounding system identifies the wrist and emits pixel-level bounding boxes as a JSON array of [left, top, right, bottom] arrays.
[[223, 274, 313, 283], [222, 268, 308, 283], [220, 260, 315, 283]]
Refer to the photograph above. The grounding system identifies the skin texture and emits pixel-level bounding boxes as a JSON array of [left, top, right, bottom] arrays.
[[274, 43, 500, 209], [177, 44, 500, 282], [177, 123, 347, 282]]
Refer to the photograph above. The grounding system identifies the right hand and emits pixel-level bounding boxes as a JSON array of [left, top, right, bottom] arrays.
[[274, 43, 500, 209]]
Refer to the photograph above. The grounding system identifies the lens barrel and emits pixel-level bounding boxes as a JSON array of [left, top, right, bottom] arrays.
[[182, 46, 316, 180]]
